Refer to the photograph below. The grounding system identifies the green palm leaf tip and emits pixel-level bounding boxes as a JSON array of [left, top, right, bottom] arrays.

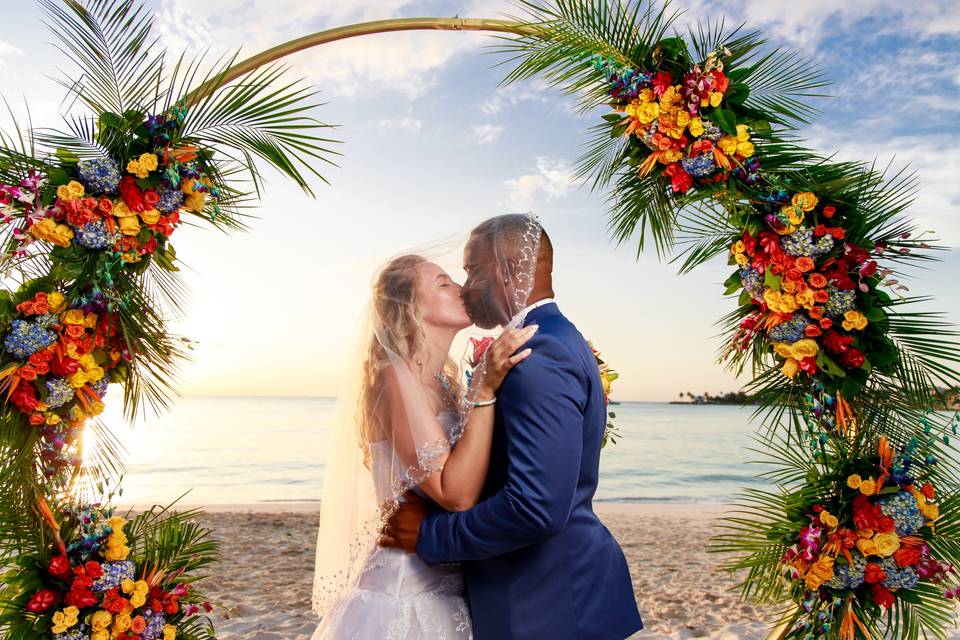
[[40, 0, 342, 197], [488, 1, 831, 259]]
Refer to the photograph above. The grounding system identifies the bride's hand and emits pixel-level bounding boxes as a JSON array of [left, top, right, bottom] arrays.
[[475, 325, 538, 400]]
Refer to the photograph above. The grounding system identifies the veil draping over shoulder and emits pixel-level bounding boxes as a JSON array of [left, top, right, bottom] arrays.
[[311, 214, 544, 618]]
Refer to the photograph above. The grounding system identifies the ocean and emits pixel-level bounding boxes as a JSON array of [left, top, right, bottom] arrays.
[[95, 396, 780, 507]]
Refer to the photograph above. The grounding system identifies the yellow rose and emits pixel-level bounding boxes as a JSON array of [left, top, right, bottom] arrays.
[[804, 556, 834, 590], [675, 110, 691, 127], [130, 592, 147, 608], [781, 204, 804, 225], [773, 343, 795, 359], [842, 310, 868, 331], [63, 309, 86, 325], [796, 288, 815, 308], [873, 532, 901, 557], [107, 516, 126, 529], [163, 624, 177, 640], [709, 91, 723, 108], [117, 214, 141, 236], [718, 135, 738, 155], [140, 208, 161, 225], [856, 537, 878, 556], [779, 294, 799, 313], [764, 293, 782, 313], [47, 291, 65, 312], [64, 606, 79, 620], [792, 191, 819, 212], [91, 631, 109, 640], [133, 580, 149, 594], [69, 371, 89, 389], [91, 610, 112, 631], [113, 613, 132, 633], [53, 612, 66, 626], [30, 218, 74, 248], [781, 279, 797, 293], [138, 153, 158, 171], [104, 543, 130, 562], [112, 201, 134, 217], [637, 88, 654, 102], [636, 101, 660, 124], [859, 477, 877, 496], [735, 124, 750, 142], [83, 312, 98, 329], [126, 160, 148, 179], [781, 357, 800, 379], [923, 503, 940, 520], [737, 141, 755, 157], [734, 253, 748, 266], [791, 339, 819, 359], [819, 511, 838, 529], [121, 579, 136, 594], [688, 117, 704, 137], [847, 474, 863, 490], [56, 180, 85, 202]]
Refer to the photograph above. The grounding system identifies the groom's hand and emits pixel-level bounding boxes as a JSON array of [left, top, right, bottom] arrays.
[[380, 492, 427, 553]]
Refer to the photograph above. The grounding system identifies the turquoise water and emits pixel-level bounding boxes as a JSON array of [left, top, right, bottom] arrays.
[[95, 396, 773, 506]]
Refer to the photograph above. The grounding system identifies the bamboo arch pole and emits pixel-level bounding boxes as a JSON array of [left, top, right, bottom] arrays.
[[184, 17, 543, 106]]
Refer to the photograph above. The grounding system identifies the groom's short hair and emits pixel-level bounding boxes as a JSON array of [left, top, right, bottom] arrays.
[[471, 214, 553, 272]]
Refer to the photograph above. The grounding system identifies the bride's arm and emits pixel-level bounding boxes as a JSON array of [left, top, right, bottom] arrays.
[[384, 326, 537, 512]]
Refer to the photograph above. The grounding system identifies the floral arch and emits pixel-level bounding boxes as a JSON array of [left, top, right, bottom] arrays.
[[1, 2, 959, 640]]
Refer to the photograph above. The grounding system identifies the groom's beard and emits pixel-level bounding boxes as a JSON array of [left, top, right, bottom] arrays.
[[463, 291, 507, 330]]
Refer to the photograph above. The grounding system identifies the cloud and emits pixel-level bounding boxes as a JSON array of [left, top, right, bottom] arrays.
[[374, 116, 422, 131], [470, 123, 504, 144], [480, 81, 552, 116], [805, 125, 960, 247], [154, 0, 497, 99], [504, 156, 576, 209], [0, 40, 23, 70]]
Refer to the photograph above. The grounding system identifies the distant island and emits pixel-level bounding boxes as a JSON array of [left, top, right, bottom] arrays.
[[670, 388, 960, 410]]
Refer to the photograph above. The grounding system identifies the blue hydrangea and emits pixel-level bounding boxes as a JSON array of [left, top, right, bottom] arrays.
[[54, 624, 90, 640], [3, 319, 56, 359], [156, 184, 184, 213], [740, 266, 764, 299], [781, 227, 835, 259], [74, 220, 118, 250], [823, 285, 857, 318], [92, 373, 110, 398], [35, 313, 60, 330], [879, 556, 919, 591], [77, 157, 121, 195], [878, 491, 926, 536], [92, 559, 136, 592], [768, 313, 810, 344], [700, 120, 723, 142], [45, 377, 75, 409], [142, 612, 167, 640], [681, 153, 719, 178], [825, 553, 866, 590]]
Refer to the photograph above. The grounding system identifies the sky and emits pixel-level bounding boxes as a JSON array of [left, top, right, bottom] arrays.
[[1, 0, 959, 404]]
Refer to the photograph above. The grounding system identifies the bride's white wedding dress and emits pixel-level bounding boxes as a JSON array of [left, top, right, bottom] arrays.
[[312, 411, 473, 640]]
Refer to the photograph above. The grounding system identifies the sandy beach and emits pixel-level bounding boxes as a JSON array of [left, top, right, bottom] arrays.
[[144, 502, 776, 640]]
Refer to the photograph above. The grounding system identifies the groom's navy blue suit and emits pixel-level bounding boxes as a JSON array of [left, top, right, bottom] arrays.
[[417, 302, 643, 639]]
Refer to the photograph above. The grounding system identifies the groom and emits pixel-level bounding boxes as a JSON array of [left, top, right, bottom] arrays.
[[381, 215, 643, 639]]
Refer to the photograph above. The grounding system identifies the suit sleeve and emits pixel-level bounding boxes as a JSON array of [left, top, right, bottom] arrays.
[[416, 332, 586, 563]]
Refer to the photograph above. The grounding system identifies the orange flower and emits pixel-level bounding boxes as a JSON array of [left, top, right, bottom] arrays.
[[130, 617, 147, 635], [18, 365, 37, 381], [29, 413, 44, 426], [808, 273, 828, 288], [823, 205, 836, 218], [819, 317, 833, 329], [878, 436, 893, 470], [809, 306, 824, 320], [813, 289, 830, 303], [922, 482, 936, 501], [795, 257, 815, 272], [805, 325, 822, 338]]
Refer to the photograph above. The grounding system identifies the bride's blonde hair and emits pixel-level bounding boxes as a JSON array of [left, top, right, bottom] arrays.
[[359, 255, 461, 466]]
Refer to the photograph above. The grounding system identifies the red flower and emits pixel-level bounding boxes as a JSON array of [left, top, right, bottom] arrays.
[[808, 273, 828, 289], [26, 588, 61, 612], [860, 260, 878, 278], [842, 348, 865, 369], [871, 584, 895, 608], [51, 356, 80, 377], [652, 71, 673, 97], [813, 223, 827, 237], [10, 383, 39, 413], [709, 69, 729, 93], [864, 563, 887, 584], [469, 337, 495, 367], [922, 482, 936, 501], [828, 227, 846, 241], [822, 330, 853, 355], [799, 356, 818, 375], [65, 586, 98, 608], [822, 205, 837, 218], [144, 190, 160, 207], [49, 554, 72, 580], [118, 176, 148, 212], [663, 164, 693, 193], [84, 561, 103, 579], [804, 325, 822, 338], [894, 545, 923, 568]]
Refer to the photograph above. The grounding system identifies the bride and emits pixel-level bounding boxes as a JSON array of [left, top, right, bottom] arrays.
[[310, 251, 537, 639]]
